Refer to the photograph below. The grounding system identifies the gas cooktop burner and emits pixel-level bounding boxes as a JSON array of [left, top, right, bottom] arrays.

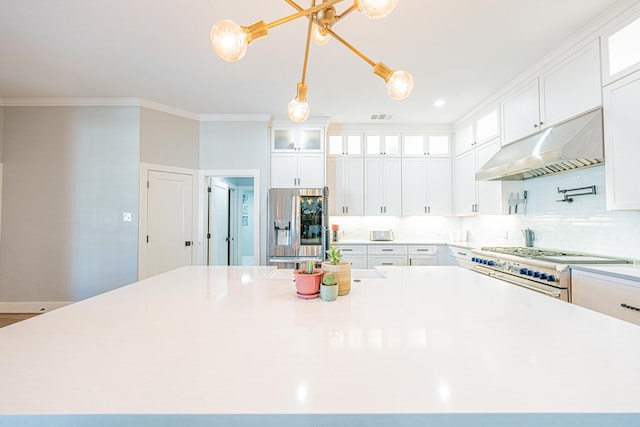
[[480, 247, 576, 258]]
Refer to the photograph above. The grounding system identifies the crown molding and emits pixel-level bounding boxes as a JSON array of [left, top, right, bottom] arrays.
[[0, 97, 200, 120], [138, 99, 199, 121], [199, 114, 272, 122], [1, 97, 141, 107]]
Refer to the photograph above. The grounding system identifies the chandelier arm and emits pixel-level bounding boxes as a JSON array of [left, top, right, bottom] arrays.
[[268, 0, 344, 30], [300, 0, 316, 85], [323, 27, 376, 68], [334, 3, 358, 21]]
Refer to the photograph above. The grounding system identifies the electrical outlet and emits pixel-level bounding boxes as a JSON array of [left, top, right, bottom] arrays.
[[122, 212, 132, 222]]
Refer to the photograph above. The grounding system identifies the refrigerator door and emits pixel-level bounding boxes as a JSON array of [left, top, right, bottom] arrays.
[[268, 188, 327, 265]]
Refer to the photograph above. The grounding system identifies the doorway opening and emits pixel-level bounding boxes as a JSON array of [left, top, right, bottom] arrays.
[[203, 173, 258, 266]]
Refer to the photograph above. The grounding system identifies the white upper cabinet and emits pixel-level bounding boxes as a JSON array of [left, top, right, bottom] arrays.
[[327, 134, 363, 156], [271, 126, 325, 188], [502, 79, 544, 144], [364, 133, 401, 157], [502, 39, 602, 145], [454, 105, 500, 156], [402, 134, 450, 157], [402, 157, 451, 216], [326, 156, 364, 216], [540, 39, 602, 127], [603, 12, 640, 85], [454, 122, 475, 156], [603, 69, 640, 210], [272, 128, 323, 152], [364, 157, 402, 215]]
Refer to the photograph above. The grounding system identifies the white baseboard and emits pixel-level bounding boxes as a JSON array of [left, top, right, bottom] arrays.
[[0, 301, 72, 313]]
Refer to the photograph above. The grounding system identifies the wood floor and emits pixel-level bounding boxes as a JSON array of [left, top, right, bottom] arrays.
[[0, 313, 40, 328]]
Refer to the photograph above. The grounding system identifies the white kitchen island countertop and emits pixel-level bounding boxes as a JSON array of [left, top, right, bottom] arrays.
[[1, 266, 640, 426]]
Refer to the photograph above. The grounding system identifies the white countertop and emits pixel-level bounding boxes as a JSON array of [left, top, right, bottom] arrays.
[[1, 266, 640, 426], [570, 263, 640, 282]]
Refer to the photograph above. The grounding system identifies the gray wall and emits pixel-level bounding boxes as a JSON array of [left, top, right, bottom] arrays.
[[0, 105, 4, 160], [200, 120, 269, 264], [140, 108, 199, 169], [0, 106, 140, 302]]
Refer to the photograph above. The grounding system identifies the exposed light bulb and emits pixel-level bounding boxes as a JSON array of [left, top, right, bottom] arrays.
[[288, 98, 310, 122], [311, 23, 330, 46], [356, 0, 399, 19], [210, 19, 248, 62], [386, 70, 414, 100]]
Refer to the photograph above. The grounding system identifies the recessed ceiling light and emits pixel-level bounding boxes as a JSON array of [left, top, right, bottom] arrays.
[[434, 99, 446, 107]]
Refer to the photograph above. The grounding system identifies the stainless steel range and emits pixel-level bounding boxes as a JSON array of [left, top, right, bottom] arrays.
[[470, 247, 632, 302]]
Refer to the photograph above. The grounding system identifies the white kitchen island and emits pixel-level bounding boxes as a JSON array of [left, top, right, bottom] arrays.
[[1, 266, 640, 426]]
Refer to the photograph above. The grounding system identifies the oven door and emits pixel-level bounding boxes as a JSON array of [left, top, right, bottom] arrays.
[[472, 265, 566, 300]]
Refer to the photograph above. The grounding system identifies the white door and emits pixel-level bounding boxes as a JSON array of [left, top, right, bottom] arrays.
[[147, 170, 193, 277], [427, 157, 452, 215], [209, 180, 230, 266]]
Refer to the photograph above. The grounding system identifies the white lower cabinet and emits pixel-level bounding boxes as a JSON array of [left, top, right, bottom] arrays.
[[408, 245, 438, 266], [448, 246, 473, 269], [338, 245, 367, 269], [367, 245, 407, 267], [572, 270, 640, 326]]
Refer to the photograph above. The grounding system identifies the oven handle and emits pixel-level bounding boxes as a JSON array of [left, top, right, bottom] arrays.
[[491, 272, 562, 299]]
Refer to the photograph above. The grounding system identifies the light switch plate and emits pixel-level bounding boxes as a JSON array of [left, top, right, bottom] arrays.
[[122, 212, 132, 222]]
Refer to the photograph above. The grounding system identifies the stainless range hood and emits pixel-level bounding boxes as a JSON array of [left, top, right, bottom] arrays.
[[475, 108, 604, 181]]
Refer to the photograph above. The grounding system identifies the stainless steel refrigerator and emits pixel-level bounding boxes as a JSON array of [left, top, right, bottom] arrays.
[[267, 187, 329, 269]]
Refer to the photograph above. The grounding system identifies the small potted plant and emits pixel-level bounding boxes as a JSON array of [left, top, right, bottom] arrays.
[[322, 246, 352, 296], [293, 261, 323, 299], [320, 272, 338, 302]]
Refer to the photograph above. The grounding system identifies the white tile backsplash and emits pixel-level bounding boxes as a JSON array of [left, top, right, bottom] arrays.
[[328, 215, 462, 242], [463, 166, 640, 260], [331, 165, 640, 260]]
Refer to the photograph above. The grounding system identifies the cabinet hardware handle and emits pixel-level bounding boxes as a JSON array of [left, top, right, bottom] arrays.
[[342, 249, 353, 252], [621, 303, 640, 312], [428, 206, 431, 214], [539, 121, 544, 126], [534, 123, 539, 128], [382, 262, 394, 265], [417, 249, 430, 252], [382, 249, 393, 252], [346, 206, 349, 214], [457, 252, 467, 256]]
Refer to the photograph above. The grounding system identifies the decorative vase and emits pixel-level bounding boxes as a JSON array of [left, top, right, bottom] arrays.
[[320, 283, 338, 301], [321, 262, 351, 296], [293, 269, 323, 299]]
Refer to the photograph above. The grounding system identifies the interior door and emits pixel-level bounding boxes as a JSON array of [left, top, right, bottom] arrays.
[[146, 170, 193, 277], [209, 180, 230, 266]]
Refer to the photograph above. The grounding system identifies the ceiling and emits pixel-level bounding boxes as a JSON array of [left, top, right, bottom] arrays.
[[0, 0, 625, 124]]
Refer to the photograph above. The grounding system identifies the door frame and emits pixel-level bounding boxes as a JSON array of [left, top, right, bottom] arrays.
[[198, 169, 260, 266], [138, 163, 198, 280]]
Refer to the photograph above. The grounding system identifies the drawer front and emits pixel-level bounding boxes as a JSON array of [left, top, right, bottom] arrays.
[[367, 255, 408, 267], [572, 271, 640, 326], [408, 245, 437, 255], [337, 245, 367, 256], [368, 245, 408, 255], [449, 246, 471, 260], [342, 255, 367, 269], [409, 256, 437, 266]]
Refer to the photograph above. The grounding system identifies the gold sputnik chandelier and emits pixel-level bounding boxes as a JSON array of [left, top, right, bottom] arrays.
[[210, 0, 414, 122]]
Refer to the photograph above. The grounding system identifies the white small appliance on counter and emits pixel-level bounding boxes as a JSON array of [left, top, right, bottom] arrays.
[[370, 230, 394, 241]]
